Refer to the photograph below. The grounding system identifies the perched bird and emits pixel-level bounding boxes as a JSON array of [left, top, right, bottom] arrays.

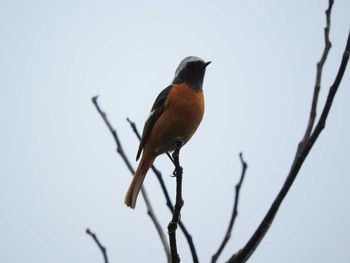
[[124, 56, 211, 208]]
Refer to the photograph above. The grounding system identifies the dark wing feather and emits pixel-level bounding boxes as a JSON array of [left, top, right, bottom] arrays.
[[136, 85, 173, 160]]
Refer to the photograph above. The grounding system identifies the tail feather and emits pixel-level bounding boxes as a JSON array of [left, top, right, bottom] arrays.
[[124, 155, 154, 209]]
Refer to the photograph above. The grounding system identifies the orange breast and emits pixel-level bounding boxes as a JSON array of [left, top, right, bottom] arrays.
[[145, 83, 204, 156]]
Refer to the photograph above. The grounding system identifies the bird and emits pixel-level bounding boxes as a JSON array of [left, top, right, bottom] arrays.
[[124, 56, 211, 208]]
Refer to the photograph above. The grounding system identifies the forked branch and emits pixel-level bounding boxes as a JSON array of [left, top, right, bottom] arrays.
[[227, 1, 350, 262]]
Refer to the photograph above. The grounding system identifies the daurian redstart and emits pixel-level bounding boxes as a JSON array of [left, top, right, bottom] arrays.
[[125, 56, 210, 208]]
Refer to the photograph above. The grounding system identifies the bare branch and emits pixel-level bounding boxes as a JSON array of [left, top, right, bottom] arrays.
[[211, 153, 248, 263], [127, 118, 199, 263], [167, 138, 185, 263], [306, 30, 350, 153], [301, 0, 333, 145], [92, 96, 133, 173], [91, 96, 171, 262], [227, 1, 350, 262], [86, 228, 109, 263]]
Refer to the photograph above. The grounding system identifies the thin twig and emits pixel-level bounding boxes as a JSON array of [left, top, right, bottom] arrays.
[[227, 2, 350, 262], [301, 0, 333, 147], [92, 96, 171, 263], [127, 118, 199, 263], [211, 153, 248, 263], [167, 139, 185, 263], [306, 30, 350, 153], [86, 228, 109, 263]]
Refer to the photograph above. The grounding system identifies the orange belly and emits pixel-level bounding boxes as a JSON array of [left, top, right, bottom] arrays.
[[144, 83, 204, 156]]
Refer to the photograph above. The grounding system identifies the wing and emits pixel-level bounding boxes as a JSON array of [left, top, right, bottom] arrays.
[[136, 85, 173, 160]]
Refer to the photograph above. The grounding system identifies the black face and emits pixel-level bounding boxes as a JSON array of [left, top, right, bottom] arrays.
[[172, 60, 210, 91]]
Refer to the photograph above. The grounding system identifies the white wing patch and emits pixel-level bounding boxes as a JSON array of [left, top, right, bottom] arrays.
[[145, 110, 155, 123]]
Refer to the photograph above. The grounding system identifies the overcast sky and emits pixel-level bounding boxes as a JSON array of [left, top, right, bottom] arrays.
[[1, 0, 349, 262]]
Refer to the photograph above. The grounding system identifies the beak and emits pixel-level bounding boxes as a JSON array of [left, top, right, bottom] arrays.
[[204, 61, 211, 67]]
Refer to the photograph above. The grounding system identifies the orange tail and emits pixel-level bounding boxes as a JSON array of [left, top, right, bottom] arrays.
[[124, 154, 155, 209]]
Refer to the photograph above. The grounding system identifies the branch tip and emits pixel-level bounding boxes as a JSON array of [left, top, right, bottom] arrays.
[[211, 153, 248, 263], [86, 228, 109, 263]]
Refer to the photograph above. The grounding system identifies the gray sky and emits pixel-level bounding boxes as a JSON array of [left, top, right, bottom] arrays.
[[1, 0, 349, 262]]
